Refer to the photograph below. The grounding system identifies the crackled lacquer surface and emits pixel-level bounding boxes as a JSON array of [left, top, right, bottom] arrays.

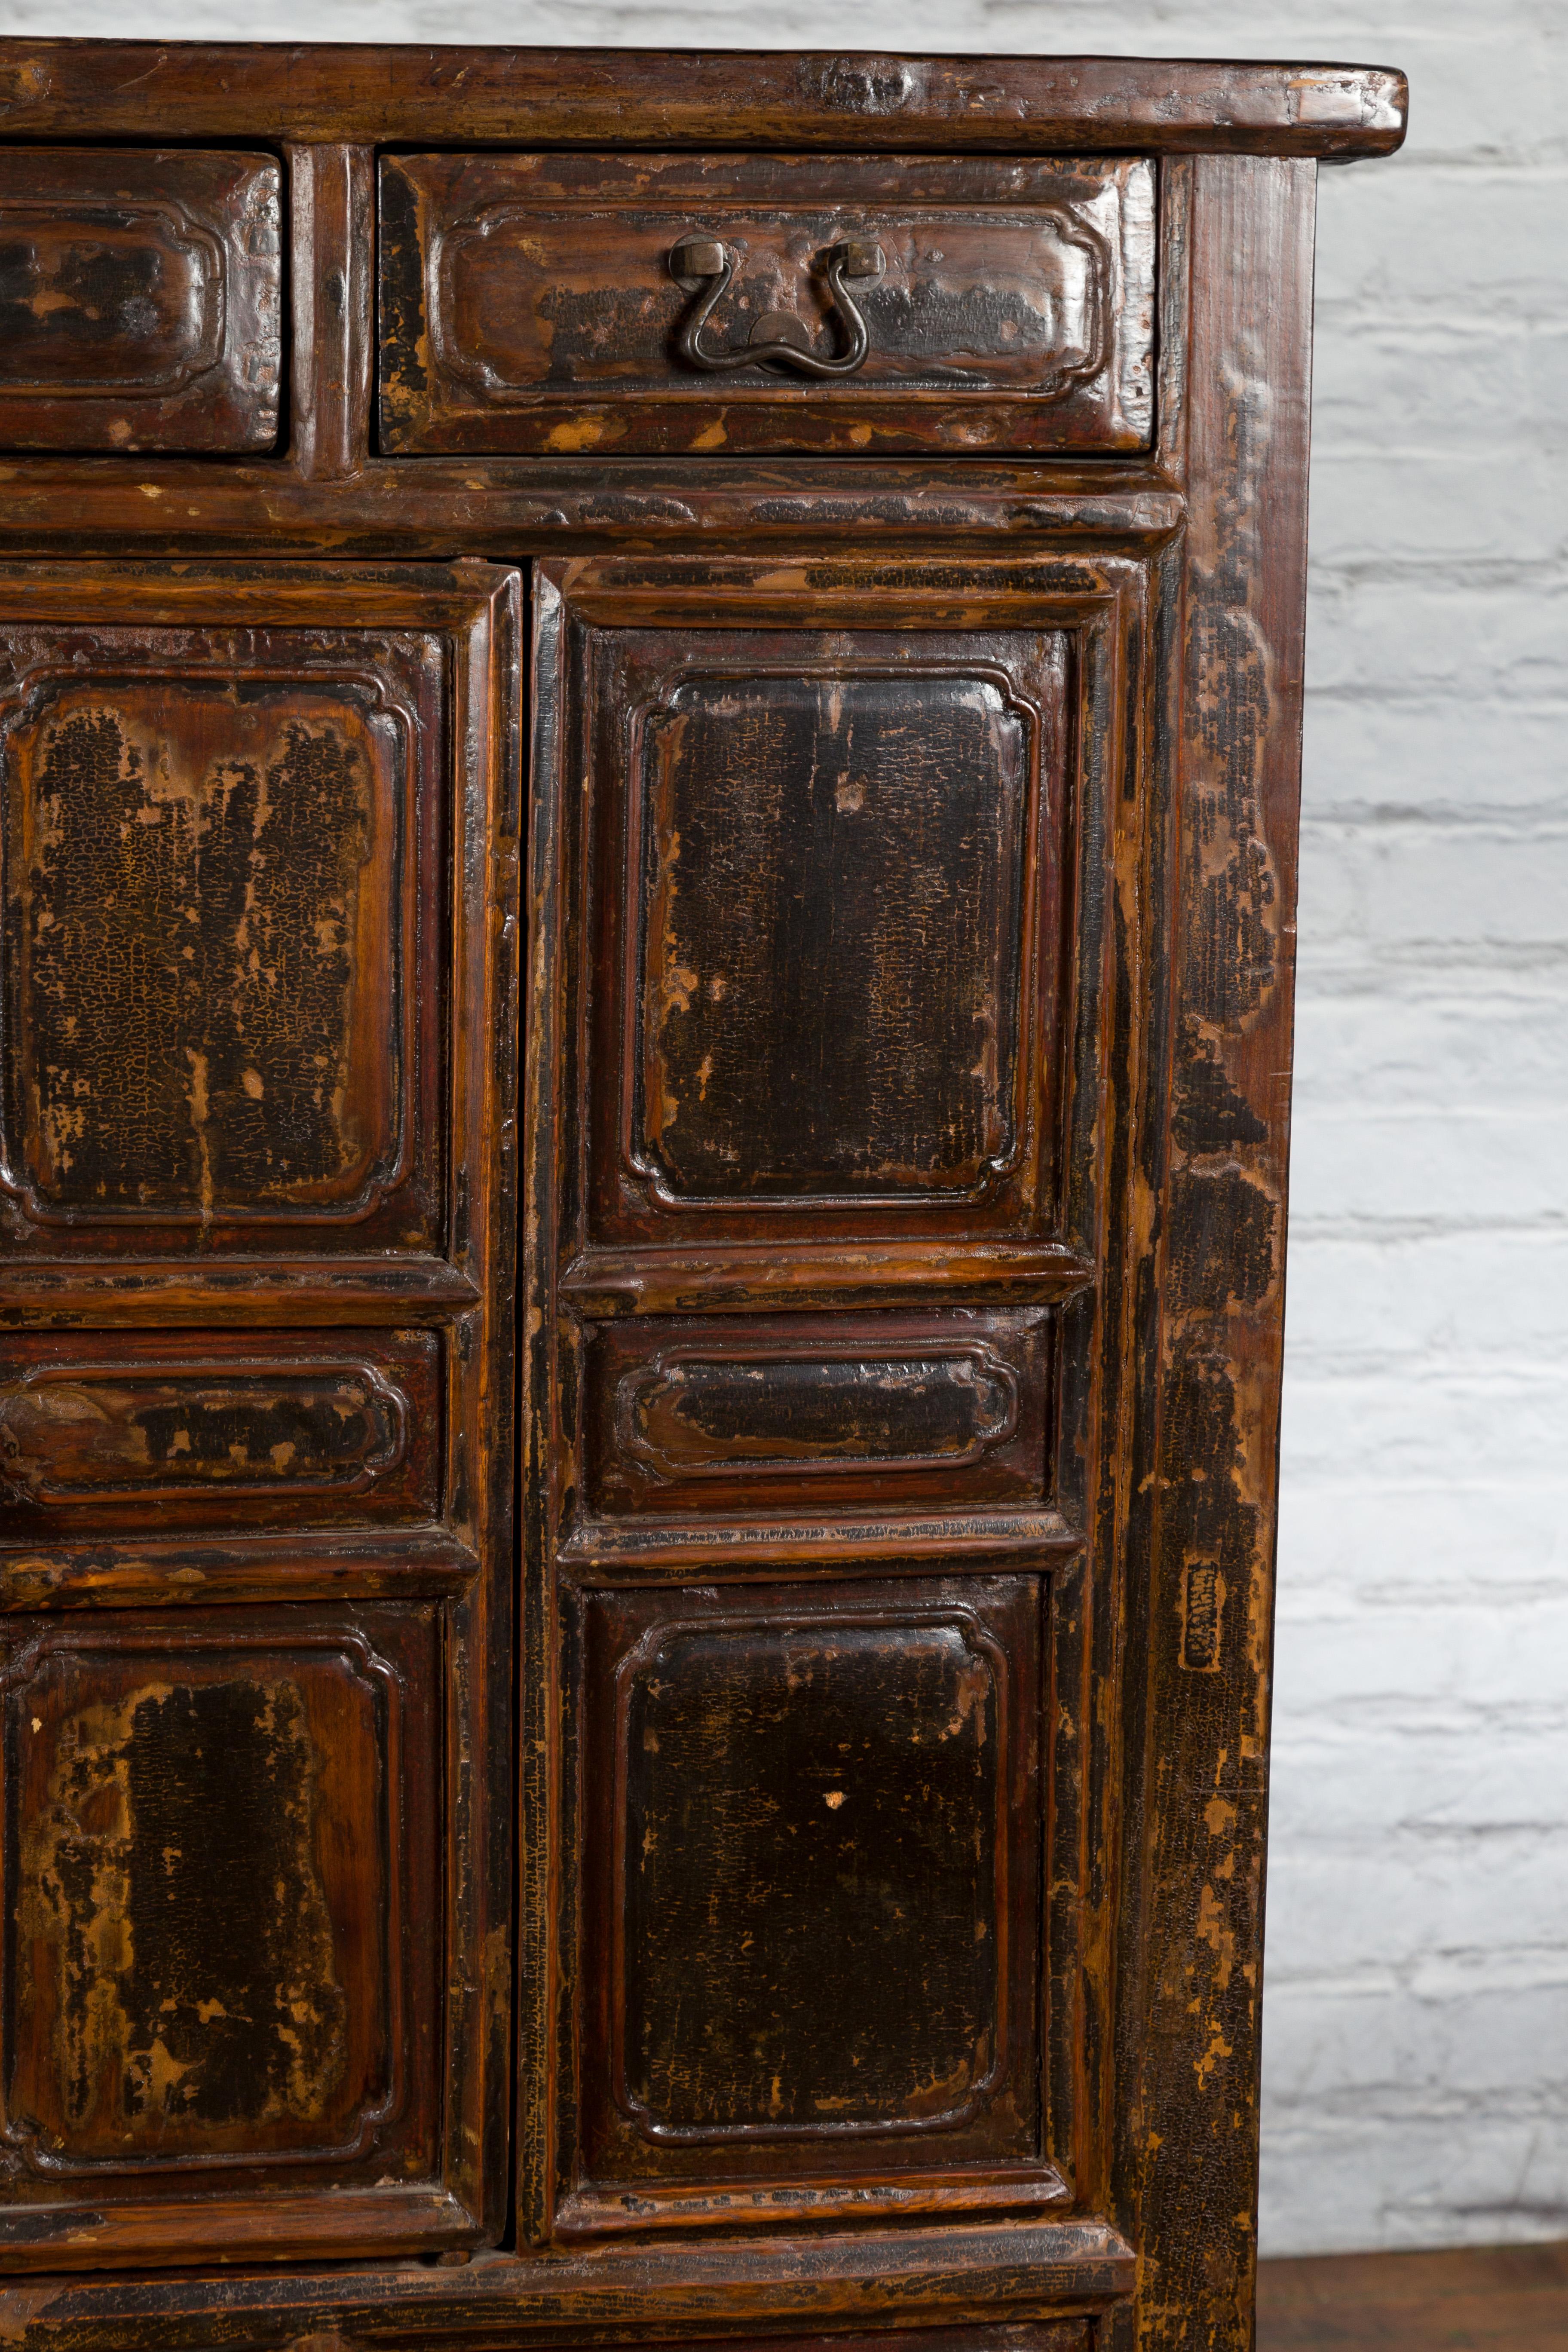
[[3, 673, 401, 1224], [636, 670, 1027, 1199], [4, 1633, 392, 2169]]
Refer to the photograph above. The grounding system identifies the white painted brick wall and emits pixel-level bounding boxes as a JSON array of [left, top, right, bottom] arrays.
[[7, 0, 1564, 2263]]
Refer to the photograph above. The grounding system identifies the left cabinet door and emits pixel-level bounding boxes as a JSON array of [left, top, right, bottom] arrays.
[[0, 562, 521, 2272]]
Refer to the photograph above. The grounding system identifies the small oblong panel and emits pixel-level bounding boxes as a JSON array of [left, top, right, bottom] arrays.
[[585, 1311, 1053, 1523], [0, 1330, 440, 1534], [379, 151, 1153, 456], [0, 1361, 405, 1504], [620, 1344, 1018, 1481], [0, 149, 280, 452]]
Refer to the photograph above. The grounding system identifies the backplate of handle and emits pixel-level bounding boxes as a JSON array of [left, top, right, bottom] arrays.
[[668, 236, 886, 377]]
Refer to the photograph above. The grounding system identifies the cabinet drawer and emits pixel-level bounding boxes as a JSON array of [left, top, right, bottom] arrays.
[[0, 1329, 442, 1534], [0, 149, 280, 452], [585, 1310, 1054, 1523], [378, 152, 1154, 457]]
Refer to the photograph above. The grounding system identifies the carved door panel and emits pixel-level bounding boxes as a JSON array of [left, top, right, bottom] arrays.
[[0, 562, 519, 2270], [524, 553, 1151, 2245]]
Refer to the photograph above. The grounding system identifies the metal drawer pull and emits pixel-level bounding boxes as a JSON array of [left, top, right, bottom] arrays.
[[668, 236, 885, 376]]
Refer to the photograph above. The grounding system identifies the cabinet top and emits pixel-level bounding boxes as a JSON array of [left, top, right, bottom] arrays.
[[0, 42, 1406, 157]]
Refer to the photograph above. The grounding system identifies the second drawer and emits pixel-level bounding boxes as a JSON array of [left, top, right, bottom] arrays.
[[378, 150, 1155, 457]]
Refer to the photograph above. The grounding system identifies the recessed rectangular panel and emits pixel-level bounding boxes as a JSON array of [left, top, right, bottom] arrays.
[[0, 597, 454, 1260], [626, 1617, 999, 2134], [7, 680, 399, 1219], [578, 603, 1070, 1250], [578, 1575, 1044, 2206], [379, 152, 1154, 456], [0, 1607, 438, 2206], [635, 670, 1026, 1200], [586, 1310, 1052, 1520], [0, 1329, 441, 1534], [0, 149, 280, 452], [627, 1345, 1014, 1474]]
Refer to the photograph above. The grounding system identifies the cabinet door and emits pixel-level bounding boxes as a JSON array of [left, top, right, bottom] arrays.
[[0, 562, 520, 2271], [523, 554, 1150, 2246]]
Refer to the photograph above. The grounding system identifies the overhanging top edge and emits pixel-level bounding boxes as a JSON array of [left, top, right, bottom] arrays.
[[0, 45, 1408, 159]]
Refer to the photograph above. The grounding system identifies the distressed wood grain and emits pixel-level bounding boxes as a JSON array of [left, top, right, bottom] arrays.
[[1111, 155, 1319, 2352], [0, 45, 1407, 155]]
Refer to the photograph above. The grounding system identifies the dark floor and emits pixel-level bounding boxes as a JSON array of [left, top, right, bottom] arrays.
[[1258, 2241, 1568, 2350]]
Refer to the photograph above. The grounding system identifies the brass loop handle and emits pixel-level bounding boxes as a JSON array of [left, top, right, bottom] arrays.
[[668, 236, 885, 377]]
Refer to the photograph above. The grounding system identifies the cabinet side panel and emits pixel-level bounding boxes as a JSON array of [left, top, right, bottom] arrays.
[[1115, 154, 1315, 2352]]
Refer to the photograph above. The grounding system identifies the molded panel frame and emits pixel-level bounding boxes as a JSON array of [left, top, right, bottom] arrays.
[[522, 550, 1155, 2257], [0, 1604, 459, 2257], [557, 1568, 1076, 2240], [591, 628, 1066, 1244], [584, 1308, 1054, 1522], [0, 562, 514, 1298], [0, 147, 282, 455], [0, 1326, 442, 1536]]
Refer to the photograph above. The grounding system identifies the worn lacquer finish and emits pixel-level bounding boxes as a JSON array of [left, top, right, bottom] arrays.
[[6, 678, 398, 1225], [1110, 156, 1320, 2352], [0, 41, 1405, 2352], [524, 547, 1135, 2268], [0, 1328, 439, 1533], [379, 153, 1154, 456], [0, 149, 280, 453], [634, 668, 1028, 1198], [1, 1609, 435, 2195], [0, 561, 519, 2276], [575, 1574, 1047, 2223], [0, 624, 430, 1259]]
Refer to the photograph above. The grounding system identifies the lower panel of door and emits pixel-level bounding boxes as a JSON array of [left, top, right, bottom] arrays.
[[0, 1602, 478, 2269], [557, 1570, 1071, 2240]]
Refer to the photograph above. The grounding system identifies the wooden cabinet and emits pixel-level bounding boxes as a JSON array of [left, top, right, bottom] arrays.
[[0, 43, 1405, 2352]]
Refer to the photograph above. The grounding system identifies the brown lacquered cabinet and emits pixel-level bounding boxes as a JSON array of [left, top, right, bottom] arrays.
[[0, 43, 1404, 2352]]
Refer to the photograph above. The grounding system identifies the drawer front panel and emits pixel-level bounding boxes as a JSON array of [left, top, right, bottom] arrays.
[[587, 1311, 1052, 1520], [379, 153, 1153, 456], [0, 149, 280, 453], [0, 1329, 441, 1534]]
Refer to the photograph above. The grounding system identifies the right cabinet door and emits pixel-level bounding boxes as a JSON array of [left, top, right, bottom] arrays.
[[523, 553, 1152, 2248]]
